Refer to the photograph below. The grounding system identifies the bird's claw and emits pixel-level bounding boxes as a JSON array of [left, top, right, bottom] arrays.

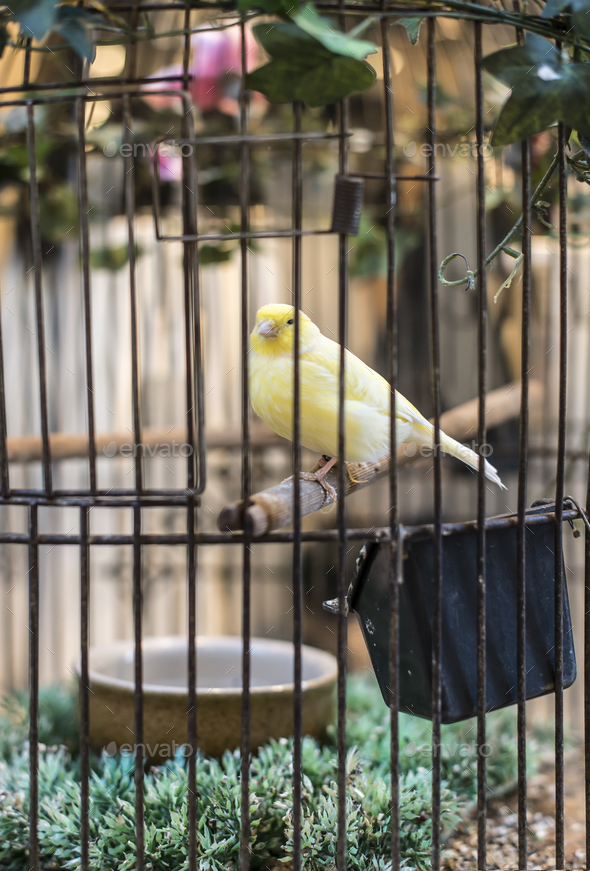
[[300, 471, 337, 505], [281, 471, 338, 506]]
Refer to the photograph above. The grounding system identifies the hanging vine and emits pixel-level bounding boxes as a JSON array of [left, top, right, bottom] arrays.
[[7, 0, 590, 288]]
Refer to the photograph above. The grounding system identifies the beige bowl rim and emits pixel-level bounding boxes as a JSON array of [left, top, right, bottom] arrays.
[[78, 635, 338, 698]]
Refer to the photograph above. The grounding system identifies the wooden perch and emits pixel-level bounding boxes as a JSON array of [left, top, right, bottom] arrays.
[[218, 380, 543, 537]]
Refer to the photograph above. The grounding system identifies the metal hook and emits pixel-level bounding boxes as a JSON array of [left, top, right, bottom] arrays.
[[564, 495, 590, 537]]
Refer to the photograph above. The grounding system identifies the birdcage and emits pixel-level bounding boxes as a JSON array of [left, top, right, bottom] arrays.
[[0, 0, 589, 869]]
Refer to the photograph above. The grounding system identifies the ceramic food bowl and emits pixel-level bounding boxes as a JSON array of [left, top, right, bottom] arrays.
[[83, 635, 337, 759]]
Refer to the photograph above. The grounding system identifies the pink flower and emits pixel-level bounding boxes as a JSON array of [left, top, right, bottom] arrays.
[[141, 62, 185, 113], [143, 23, 260, 116], [143, 23, 264, 182], [191, 24, 258, 113], [157, 147, 183, 182]]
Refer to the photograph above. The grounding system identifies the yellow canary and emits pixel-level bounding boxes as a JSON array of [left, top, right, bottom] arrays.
[[249, 304, 506, 491]]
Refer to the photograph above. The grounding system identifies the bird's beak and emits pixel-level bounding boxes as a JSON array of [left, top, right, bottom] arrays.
[[257, 319, 279, 338]]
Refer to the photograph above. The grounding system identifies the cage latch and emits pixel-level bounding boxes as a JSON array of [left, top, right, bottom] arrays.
[[330, 175, 364, 235]]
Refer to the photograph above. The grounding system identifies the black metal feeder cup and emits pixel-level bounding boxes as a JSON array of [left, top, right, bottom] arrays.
[[324, 501, 578, 724]]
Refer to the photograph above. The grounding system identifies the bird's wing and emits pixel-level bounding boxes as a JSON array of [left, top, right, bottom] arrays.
[[304, 335, 423, 425], [393, 389, 430, 428], [297, 356, 391, 460]]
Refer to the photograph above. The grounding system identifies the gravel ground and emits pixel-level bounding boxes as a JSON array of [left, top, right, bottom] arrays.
[[443, 804, 562, 870], [444, 746, 586, 870]]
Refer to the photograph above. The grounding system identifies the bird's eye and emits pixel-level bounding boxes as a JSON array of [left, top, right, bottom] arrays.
[[286, 318, 294, 325]]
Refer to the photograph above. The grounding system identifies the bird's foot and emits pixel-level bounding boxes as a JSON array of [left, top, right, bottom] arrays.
[[309, 455, 339, 504], [299, 471, 338, 505], [281, 456, 339, 506], [345, 461, 375, 485]]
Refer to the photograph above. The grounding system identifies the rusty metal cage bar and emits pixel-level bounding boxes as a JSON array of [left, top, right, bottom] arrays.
[[187, 498, 197, 871], [123, 93, 144, 496], [474, 19, 488, 871], [79, 505, 90, 871], [182, 7, 199, 863], [336, 89, 350, 871], [28, 503, 39, 870], [27, 101, 52, 495], [0, 291, 8, 496], [0, 504, 586, 538], [517, 128, 531, 867], [292, 98, 304, 871], [239, 19, 253, 871], [75, 87, 98, 496], [0, 506, 588, 545], [380, 15, 401, 871], [426, 18, 443, 871], [0, 4, 584, 870], [555, 115, 568, 869], [586, 434, 590, 863], [132, 502, 145, 870]]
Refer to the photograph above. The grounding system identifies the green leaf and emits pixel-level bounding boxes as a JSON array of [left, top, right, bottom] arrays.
[[199, 244, 234, 265], [253, 20, 328, 61], [482, 33, 562, 88], [9, 0, 101, 57], [291, 4, 376, 60], [89, 245, 142, 271], [248, 54, 375, 105], [248, 22, 376, 106], [492, 92, 558, 146], [397, 16, 424, 45], [11, 0, 58, 40], [483, 34, 590, 145], [542, 0, 590, 38], [493, 248, 523, 302], [348, 214, 387, 277], [54, 6, 97, 61]]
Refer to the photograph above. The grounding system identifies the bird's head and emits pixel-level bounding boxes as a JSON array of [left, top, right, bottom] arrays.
[[250, 305, 320, 356]]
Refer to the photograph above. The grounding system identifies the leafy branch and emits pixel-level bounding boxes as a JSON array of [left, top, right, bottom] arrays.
[[371, 0, 590, 51], [482, 34, 590, 145], [9, 0, 590, 116], [5, 0, 378, 104], [439, 149, 560, 301], [437, 5, 590, 300], [8, 0, 590, 269]]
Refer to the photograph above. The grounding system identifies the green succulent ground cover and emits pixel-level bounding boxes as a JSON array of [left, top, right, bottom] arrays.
[[0, 677, 539, 870]]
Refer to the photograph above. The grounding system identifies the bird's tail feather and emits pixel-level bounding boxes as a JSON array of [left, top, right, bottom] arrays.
[[413, 424, 506, 490], [438, 430, 506, 490]]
